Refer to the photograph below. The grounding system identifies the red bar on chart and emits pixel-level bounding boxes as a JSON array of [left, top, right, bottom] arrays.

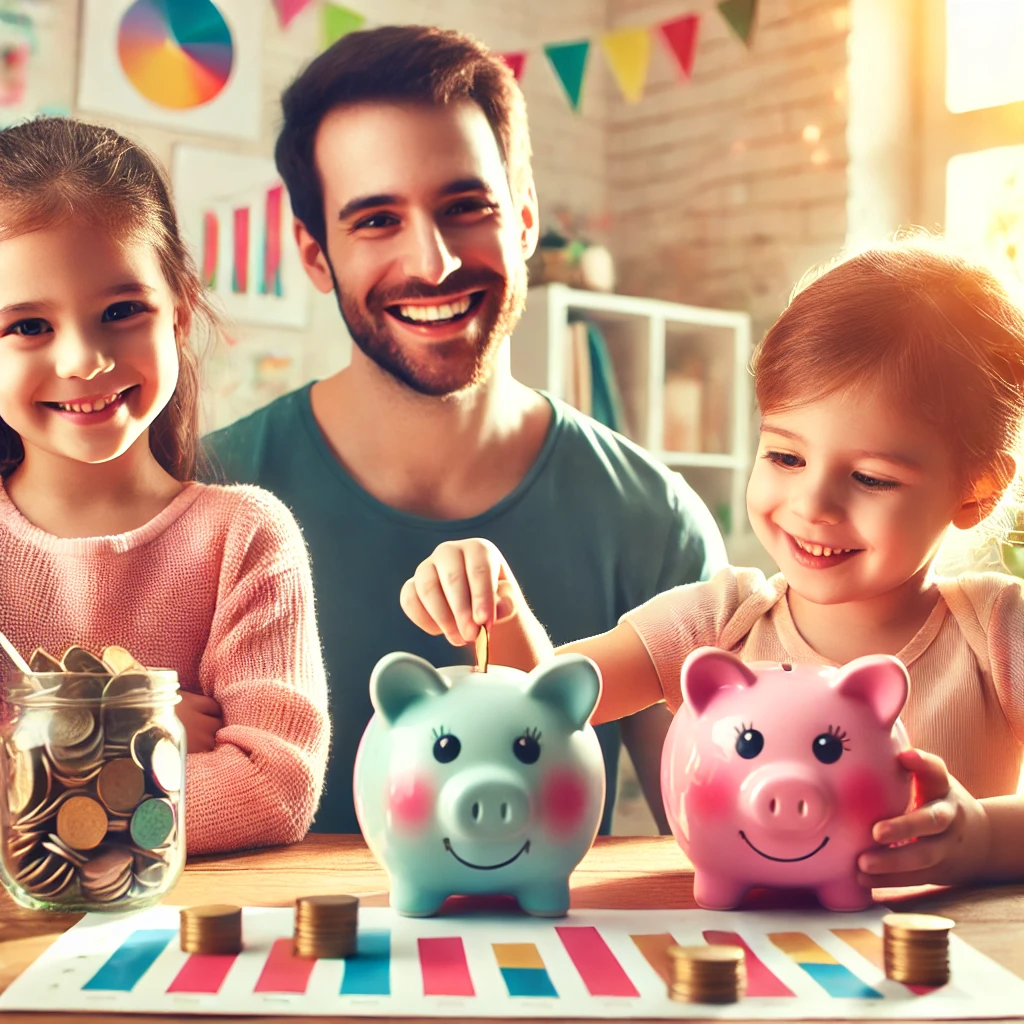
[[233, 206, 249, 293], [262, 184, 283, 297], [201, 211, 218, 288], [166, 953, 238, 994], [556, 926, 638, 997], [418, 937, 474, 997], [703, 930, 795, 997], [253, 938, 317, 994]]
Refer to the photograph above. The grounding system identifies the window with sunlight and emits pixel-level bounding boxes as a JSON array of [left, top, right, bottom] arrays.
[[946, 0, 1024, 113]]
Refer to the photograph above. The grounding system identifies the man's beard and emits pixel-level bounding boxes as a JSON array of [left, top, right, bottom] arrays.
[[329, 262, 527, 398]]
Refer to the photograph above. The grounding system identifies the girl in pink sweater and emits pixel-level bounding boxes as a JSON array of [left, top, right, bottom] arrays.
[[401, 239, 1024, 891], [0, 118, 329, 854]]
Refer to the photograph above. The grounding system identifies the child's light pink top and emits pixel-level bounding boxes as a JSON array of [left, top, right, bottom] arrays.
[[623, 566, 1024, 798], [0, 482, 330, 854]]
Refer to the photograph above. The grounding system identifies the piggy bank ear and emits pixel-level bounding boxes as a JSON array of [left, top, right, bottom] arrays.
[[524, 654, 601, 731], [682, 646, 758, 716], [370, 652, 448, 725], [831, 654, 908, 729]]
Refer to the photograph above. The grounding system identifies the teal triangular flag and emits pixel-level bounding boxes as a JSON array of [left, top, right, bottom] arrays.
[[544, 40, 590, 111], [718, 0, 757, 45]]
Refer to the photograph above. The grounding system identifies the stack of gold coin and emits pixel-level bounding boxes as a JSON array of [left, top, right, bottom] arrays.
[[667, 944, 746, 1004], [1, 644, 182, 909], [294, 895, 358, 958], [883, 913, 955, 985], [180, 905, 243, 955]]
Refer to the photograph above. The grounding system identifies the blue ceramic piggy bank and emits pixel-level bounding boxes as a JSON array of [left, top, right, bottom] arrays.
[[353, 652, 605, 917]]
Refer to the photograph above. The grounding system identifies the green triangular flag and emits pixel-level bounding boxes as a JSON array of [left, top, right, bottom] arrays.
[[322, 2, 365, 48], [718, 0, 757, 46], [544, 40, 590, 111]]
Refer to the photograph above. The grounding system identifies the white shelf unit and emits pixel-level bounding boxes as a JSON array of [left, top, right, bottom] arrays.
[[514, 283, 754, 542]]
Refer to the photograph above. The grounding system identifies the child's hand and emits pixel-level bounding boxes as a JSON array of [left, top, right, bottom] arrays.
[[400, 539, 524, 646], [856, 748, 991, 888], [176, 690, 224, 753]]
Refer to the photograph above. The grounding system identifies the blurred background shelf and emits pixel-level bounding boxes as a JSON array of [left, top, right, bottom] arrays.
[[515, 282, 755, 557]]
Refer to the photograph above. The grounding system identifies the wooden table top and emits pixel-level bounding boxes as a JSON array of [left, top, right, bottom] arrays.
[[1, 835, 1022, 1024]]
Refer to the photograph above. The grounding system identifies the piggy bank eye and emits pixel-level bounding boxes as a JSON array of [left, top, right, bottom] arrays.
[[433, 731, 461, 763], [513, 729, 541, 764], [735, 727, 764, 759], [812, 727, 848, 764]]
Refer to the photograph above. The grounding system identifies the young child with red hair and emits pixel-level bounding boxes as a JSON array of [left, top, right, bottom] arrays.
[[402, 238, 1024, 888]]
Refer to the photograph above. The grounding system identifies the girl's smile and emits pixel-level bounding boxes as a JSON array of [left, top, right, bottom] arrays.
[[38, 385, 138, 424]]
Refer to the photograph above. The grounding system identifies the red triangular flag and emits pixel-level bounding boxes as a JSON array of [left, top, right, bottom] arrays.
[[659, 14, 700, 80], [498, 51, 527, 81]]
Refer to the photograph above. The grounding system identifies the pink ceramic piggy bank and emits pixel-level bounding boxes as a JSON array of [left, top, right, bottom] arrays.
[[662, 647, 912, 911]]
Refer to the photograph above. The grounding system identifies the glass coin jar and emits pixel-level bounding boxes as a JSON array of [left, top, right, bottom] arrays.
[[1, 658, 185, 912]]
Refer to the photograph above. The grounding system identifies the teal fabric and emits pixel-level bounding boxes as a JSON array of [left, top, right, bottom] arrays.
[[584, 320, 628, 433], [201, 384, 726, 835]]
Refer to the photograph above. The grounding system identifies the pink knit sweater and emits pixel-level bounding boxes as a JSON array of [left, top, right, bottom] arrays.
[[0, 482, 330, 855]]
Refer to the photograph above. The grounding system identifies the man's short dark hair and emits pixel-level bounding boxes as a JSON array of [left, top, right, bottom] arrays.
[[276, 24, 533, 251]]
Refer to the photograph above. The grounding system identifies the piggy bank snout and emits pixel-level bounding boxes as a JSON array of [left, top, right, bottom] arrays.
[[439, 768, 531, 841], [744, 765, 831, 834]]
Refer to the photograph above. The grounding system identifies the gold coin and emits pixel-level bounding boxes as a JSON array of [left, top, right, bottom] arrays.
[[28, 647, 63, 673], [56, 795, 108, 851], [474, 626, 489, 673], [102, 646, 144, 674], [97, 758, 146, 813], [668, 944, 745, 964], [882, 913, 955, 935], [180, 905, 243, 955]]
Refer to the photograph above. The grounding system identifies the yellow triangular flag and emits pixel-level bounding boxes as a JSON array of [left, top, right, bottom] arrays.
[[600, 26, 651, 103]]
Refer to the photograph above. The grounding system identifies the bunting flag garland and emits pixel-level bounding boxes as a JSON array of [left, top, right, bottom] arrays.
[[600, 27, 651, 104], [295, 3, 758, 111], [717, 0, 758, 46], [498, 51, 527, 81], [272, 0, 314, 28], [322, 2, 366, 48], [544, 40, 590, 111], [659, 13, 700, 80]]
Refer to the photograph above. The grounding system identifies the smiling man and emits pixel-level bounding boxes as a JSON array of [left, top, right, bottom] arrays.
[[202, 25, 726, 835]]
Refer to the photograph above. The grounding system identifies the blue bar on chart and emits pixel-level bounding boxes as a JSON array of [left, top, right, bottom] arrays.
[[768, 932, 883, 999], [492, 943, 558, 997], [340, 930, 391, 995], [83, 929, 177, 992]]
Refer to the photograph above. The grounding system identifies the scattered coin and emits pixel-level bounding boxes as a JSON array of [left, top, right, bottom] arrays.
[[294, 894, 358, 959], [474, 626, 490, 674], [883, 913, 955, 986], [667, 944, 746, 1004], [180, 905, 243, 955]]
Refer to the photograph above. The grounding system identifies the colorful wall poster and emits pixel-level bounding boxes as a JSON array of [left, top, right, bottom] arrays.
[[171, 145, 310, 329], [77, 0, 261, 140]]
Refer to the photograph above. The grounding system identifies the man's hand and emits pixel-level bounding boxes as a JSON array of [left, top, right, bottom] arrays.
[[857, 748, 992, 888], [176, 690, 224, 754], [400, 538, 523, 646]]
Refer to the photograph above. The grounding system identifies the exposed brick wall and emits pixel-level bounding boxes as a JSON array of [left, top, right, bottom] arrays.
[[606, 0, 850, 343]]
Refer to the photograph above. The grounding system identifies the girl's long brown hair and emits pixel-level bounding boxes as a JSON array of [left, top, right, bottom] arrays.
[[0, 117, 218, 481]]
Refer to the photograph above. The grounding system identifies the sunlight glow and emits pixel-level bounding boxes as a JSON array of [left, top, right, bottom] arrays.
[[946, 0, 1024, 113]]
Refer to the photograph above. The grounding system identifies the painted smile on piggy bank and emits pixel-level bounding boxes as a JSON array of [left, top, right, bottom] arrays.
[[443, 837, 531, 870], [738, 831, 829, 862], [354, 652, 606, 917]]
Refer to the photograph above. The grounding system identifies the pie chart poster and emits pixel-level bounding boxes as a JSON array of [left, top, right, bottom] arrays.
[[78, 0, 261, 141]]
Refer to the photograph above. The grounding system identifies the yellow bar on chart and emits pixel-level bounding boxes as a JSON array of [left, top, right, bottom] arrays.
[[769, 932, 839, 964], [492, 944, 545, 970], [831, 929, 883, 969], [630, 934, 677, 984]]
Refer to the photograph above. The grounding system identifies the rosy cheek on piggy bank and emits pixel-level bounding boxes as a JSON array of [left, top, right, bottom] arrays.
[[388, 773, 434, 832], [686, 771, 737, 822], [541, 768, 588, 840], [836, 768, 892, 829]]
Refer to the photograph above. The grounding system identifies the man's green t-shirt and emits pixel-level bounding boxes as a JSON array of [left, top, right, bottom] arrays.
[[202, 384, 726, 834]]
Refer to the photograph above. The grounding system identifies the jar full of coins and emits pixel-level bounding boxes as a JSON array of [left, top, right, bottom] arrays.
[[0, 645, 185, 912]]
